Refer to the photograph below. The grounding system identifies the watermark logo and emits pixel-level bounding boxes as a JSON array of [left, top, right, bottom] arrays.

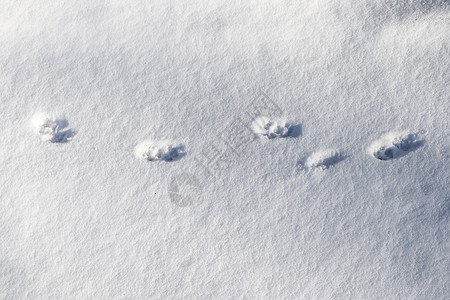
[[168, 173, 202, 207], [167, 91, 285, 207]]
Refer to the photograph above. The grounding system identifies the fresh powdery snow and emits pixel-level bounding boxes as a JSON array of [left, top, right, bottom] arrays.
[[0, 0, 449, 299]]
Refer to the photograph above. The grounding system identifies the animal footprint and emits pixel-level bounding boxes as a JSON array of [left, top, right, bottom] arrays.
[[299, 149, 344, 171], [30, 113, 75, 143], [251, 116, 301, 139], [135, 140, 185, 162], [369, 131, 424, 161]]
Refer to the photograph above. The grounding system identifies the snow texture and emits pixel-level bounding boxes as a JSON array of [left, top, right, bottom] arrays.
[[0, 0, 449, 299]]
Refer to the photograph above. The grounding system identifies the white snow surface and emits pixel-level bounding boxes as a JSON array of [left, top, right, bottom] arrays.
[[1, 0, 449, 299]]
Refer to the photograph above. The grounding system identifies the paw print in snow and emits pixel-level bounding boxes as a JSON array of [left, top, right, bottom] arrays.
[[30, 113, 75, 143]]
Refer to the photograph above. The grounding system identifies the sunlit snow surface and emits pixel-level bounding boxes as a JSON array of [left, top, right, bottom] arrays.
[[1, 0, 449, 299]]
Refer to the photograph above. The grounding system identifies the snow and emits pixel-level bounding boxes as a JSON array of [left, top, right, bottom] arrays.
[[1, 0, 449, 299]]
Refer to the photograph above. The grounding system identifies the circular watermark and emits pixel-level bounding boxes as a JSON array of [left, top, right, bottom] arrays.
[[167, 173, 202, 207]]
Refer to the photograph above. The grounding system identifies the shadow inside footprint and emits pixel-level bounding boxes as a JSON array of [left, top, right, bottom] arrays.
[[297, 150, 345, 171], [393, 134, 424, 152], [318, 152, 346, 169], [49, 119, 76, 143], [136, 141, 186, 162], [163, 145, 186, 162], [35, 115, 76, 143], [287, 124, 302, 138], [252, 116, 302, 139], [373, 133, 424, 161], [50, 128, 76, 143]]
